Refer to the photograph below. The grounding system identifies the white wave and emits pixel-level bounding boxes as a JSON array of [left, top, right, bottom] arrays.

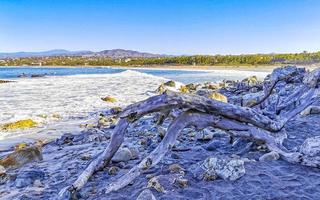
[[0, 70, 166, 150]]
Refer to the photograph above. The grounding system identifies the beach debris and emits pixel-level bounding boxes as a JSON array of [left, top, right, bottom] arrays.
[[101, 96, 117, 103], [136, 189, 157, 200], [0, 119, 38, 131], [0, 143, 43, 169], [15, 169, 45, 188], [59, 66, 320, 198]]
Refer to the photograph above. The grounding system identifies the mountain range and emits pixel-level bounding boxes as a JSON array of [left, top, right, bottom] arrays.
[[0, 49, 165, 59]]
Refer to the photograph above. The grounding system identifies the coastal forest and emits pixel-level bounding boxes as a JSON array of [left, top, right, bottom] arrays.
[[1, 51, 320, 67]]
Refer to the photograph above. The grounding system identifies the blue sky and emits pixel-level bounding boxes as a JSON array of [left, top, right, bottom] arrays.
[[0, 0, 320, 55]]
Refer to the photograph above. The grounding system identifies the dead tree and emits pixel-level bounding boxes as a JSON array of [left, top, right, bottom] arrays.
[[59, 66, 320, 198]]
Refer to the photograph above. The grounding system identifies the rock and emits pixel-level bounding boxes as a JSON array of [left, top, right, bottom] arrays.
[[242, 91, 264, 107], [101, 96, 117, 103], [174, 178, 188, 188], [147, 174, 178, 193], [108, 166, 119, 175], [136, 189, 157, 200], [163, 80, 176, 87], [196, 129, 214, 141], [208, 92, 228, 103], [179, 85, 189, 93], [98, 115, 117, 128], [300, 136, 320, 157], [169, 164, 185, 173], [300, 106, 320, 116], [15, 169, 45, 188], [112, 148, 133, 163], [202, 157, 245, 181], [0, 165, 5, 175], [0, 80, 13, 84], [0, 145, 43, 168], [129, 147, 139, 160], [203, 82, 220, 90], [259, 151, 280, 161], [242, 76, 259, 86], [0, 119, 38, 131], [110, 106, 123, 115], [156, 83, 166, 94], [185, 83, 199, 91], [80, 153, 92, 161], [157, 127, 167, 139]]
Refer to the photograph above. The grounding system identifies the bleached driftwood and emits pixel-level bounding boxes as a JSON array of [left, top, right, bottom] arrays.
[[59, 66, 320, 198]]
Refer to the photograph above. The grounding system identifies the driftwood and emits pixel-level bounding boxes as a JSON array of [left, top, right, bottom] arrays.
[[59, 66, 320, 198]]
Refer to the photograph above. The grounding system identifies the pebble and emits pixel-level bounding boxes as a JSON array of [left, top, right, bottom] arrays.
[[112, 148, 133, 163], [259, 151, 280, 161], [15, 169, 45, 188]]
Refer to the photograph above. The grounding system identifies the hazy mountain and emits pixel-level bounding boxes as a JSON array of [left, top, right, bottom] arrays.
[[93, 49, 164, 58], [0, 49, 165, 59]]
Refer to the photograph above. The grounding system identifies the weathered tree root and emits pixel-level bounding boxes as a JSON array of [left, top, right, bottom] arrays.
[[59, 66, 320, 198]]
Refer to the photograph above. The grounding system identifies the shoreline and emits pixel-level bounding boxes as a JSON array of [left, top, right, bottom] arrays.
[[1, 64, 318, 72]]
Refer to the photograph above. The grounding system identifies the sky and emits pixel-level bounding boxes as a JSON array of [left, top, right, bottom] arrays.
[[0, 0, 320, 55]]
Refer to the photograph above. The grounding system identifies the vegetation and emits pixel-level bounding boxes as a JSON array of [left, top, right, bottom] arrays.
[[1, 51, 320, 67]]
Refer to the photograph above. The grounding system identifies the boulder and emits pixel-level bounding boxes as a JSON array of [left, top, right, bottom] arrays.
[[0, 145, 43, 168], [202, 157, 245, 181], [259, 151, 280, 161], [300, 136, 320, 157], [242, 76, 259, 86], [179, 85, 189, 93], [147, 174, 179, 193], [163, 80, 176, 87], [15, 169, 45, 188], [101, 96, 117, 103], [112, 148, 133, 163], [0, 119, 38, 131], [300, 106, 320, 116], [136, 189, 157, 200], [208, 92, 228, 103]]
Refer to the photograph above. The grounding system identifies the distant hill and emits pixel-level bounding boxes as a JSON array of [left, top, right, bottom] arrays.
[[0, 49, 165, 59], [93, 49, 164, 58], [0, 49, 93, 59]]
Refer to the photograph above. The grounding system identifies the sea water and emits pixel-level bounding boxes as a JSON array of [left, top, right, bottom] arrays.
[[0, 67, 269, 149]]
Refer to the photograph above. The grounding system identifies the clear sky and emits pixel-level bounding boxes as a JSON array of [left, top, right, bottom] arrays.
[[0, 0, 320, 55]]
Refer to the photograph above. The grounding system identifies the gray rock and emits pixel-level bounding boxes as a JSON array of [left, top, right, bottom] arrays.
[[15, 169, 45, 188], [300, 106, 320, 116], [202, 156, 245, 181], [112, 148, 133, 162], [300, 136, 320, 157], [196, 129, 214, 141], [136, 189, 157, 200], [147, 174, 179, 193], [259, 151, 280, 161]]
